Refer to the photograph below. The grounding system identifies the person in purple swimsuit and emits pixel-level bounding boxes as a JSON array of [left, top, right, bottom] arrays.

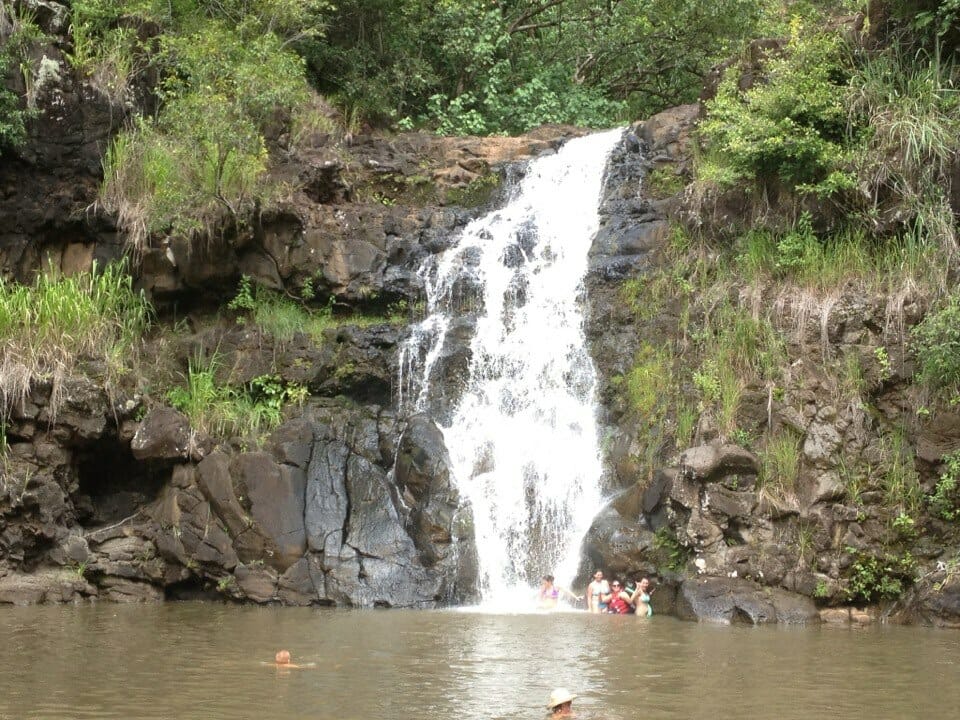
[[537, 575, 581, 609]]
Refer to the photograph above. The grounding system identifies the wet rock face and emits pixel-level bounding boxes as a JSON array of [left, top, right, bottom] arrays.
[[673, 577, 819, 625], [584, 105, 699, 473]]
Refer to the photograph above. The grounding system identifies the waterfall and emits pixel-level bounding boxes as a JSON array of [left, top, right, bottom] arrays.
[[400, 128, 624, 606]]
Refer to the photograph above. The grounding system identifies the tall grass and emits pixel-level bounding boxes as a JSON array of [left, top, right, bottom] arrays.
[[847, 48, 960, 259], [759, 430, 803, 498], [0, 263, 151, 420], [674, 401, 698, 450], [229, 279, 405, 345], [101, 111, 268, 255], [880, 427, 924, 516], [622, 344, 672, 418], [167, 355, 307, 442]]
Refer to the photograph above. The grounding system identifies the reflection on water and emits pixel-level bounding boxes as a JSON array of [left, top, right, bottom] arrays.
[[0, 604, 957, 719]]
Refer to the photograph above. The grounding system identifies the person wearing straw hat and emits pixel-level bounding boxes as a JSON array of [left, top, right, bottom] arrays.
[[546, 688, 577, 717]]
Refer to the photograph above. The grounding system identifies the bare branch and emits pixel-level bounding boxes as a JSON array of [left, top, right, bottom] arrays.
[[507, 0, 567, 34]]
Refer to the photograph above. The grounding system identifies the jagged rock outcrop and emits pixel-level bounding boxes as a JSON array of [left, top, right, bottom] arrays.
[[1, 392, 478, 606]]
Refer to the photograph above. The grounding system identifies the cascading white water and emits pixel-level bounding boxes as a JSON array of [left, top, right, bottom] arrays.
[[400, 128, 623, 607]]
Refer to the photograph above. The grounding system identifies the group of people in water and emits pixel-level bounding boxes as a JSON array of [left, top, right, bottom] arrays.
[[537, 569, 653, 616]]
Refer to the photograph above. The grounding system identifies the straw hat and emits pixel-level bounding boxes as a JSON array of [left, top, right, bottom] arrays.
[[546, 688, 577, 709]]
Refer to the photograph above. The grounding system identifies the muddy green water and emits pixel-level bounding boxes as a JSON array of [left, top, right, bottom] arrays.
[[0, 604, 957, 719]]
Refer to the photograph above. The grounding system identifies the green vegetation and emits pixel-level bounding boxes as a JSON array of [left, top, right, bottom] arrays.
[[653, 526, 691, 572], [613, 343, 675, 473], [759, 430, 802, 497], [445, 173, 502, 208], [0, 2, 47, 151], [912, 292, 960, 393], [79, 0, 321, 251], [929, 450, 960, 521], [880, 427, 924, 517], [699, 19, 851, 192], [227, 276, 406, 345], [166, 355, 307, 441], [696, 13, 959, 268], [621, 343, 672, 419], [892, 512, 917, 540], [844, 547, 916, 603], [644, 165, 685, 199], [228, 276, 336, 344], [0, 262, 151, 420], [307, 0, 764, 133], [217, 575, 235, 592]]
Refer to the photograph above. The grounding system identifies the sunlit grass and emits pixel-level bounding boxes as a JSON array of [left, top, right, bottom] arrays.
[[0, 262, 151, 420]]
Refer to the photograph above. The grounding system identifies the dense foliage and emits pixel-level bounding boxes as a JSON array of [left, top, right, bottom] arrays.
[[0, 49, 26, 150], [696, 7, 960, 259], [74, 0, 326, 249], [302, 0, 767, 133]]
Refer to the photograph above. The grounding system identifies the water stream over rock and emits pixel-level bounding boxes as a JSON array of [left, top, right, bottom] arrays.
[[400, 129, 625, 603]]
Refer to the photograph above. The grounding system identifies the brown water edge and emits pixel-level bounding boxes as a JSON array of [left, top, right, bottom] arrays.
[[0, 604, 957, 720]]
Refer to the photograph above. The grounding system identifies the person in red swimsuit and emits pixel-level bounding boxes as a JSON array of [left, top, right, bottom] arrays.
[[602, 580, 632, 614]]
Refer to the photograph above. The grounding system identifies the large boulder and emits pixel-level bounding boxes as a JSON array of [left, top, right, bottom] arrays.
[[395, 416, 478, 591], [131, 408, 196, 462], [893, 573, 960, 628], [675, 577, 820, 625], [679, 442, 760, 482], [303, 409, 477, 607], [581, 493, 658, 582]]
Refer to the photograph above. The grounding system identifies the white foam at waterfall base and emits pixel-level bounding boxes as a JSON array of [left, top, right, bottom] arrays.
[[402, 128, 624, 611]]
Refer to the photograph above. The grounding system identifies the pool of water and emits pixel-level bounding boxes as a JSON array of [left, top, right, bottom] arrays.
[[0, 604, 957, 719]]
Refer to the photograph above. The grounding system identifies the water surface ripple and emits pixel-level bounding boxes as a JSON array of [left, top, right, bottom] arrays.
[[0, 605, 957, 719]]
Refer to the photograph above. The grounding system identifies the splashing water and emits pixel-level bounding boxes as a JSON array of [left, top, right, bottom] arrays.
[[400, 129, 624, 608]]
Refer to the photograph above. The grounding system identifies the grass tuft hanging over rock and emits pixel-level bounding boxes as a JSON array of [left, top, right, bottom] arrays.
[[0, 262, 152, 421]]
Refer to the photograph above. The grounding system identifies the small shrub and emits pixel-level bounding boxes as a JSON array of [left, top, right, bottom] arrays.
[[891, 512, 917, 539], [693, 359, 722, 408], [775, 212, 820, 274], [844, 548, 916, 603], [929, 449, 960, 521], [912, 292, 960, 391], [653, 527, 691, 572], [814, 579, 830, 599], [645, 165, 685, 198], [0, 51, 28, 151], [166, 357, 309, 441], [698, 20, 852, 192]]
